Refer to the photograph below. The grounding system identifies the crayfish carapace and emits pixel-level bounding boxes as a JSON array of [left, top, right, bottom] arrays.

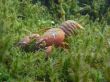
[[18, 20, 84, 57]]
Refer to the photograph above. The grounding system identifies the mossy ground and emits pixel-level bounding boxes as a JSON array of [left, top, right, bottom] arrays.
[[0, 0, 110, 82]]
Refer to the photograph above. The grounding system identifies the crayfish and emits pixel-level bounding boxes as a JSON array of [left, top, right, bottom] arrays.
[[18, 20, 84, 58]]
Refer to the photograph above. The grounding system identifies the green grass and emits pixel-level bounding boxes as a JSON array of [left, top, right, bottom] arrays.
[[0, 0, 110, 82]]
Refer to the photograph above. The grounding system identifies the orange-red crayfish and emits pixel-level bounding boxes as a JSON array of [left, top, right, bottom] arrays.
[[18, 20, 84, 57]]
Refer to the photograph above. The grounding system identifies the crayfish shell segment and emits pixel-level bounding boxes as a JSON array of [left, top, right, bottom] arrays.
[[41, 28, 65, 46], [60, 20, 84, 36]]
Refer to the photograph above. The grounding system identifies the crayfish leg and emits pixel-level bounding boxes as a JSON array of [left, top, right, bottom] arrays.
[[45, 46, 52, 59]]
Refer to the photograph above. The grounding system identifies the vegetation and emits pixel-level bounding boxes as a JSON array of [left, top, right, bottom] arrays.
[[0, 0, 110, 82]]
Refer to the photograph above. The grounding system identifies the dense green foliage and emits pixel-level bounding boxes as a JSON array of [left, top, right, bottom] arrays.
[[0, 0, 110, 82]]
